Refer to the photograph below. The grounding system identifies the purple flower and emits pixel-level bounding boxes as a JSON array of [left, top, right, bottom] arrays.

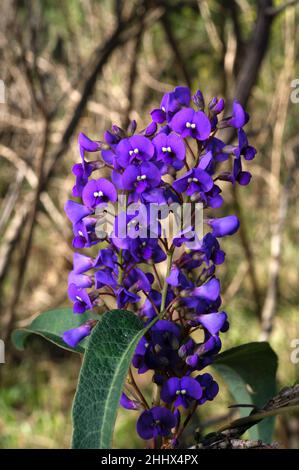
[[151, 86, 191, 123], [153, 132, 185, 171], [199, 233, 225, 265], [117, 288, 140, 309], [218, 159, 251, 186], [196, 373, 219, 404], [183, 277, 221, 312], [95, 269, 117, 289], [128, 238, 166, 264], [137, 407, 177, 439], [173, 168, 213, 196], [64, 200, 91, 225], [166, 266, 193, 289], [68, 283, 92, 314], [232, 158, 252, 185], [193, 311, 228, 334], [161, 376, 202, 408], [120, 392, 142, 411], [191, 277, 220, 301], [63, 323, 92, 348], [222, 100, 249, 129], [78, 132, 101, 163], [125, 268, 154, 293], [73, 252, 94, 274], [170, 108, 211, 140], [65, 85, 256, 446], [94, 248, 117, 270], [193, 89, 205, 110], [122, 162, 161, 195], [207, 215, 240, 237], [206, 137, 229, 162], [209, 97, 225, 115], [72, 163, 93, 198], [234, 128, 256, 160], [141, 290, 162, 320], [82, 178, 117, 208], [72, 217, 97, 248], [68, 271, 92, 289], [173, 226, 203, 250], [144, 121, 158, 137], [132, 320, 181, 374], [116, 135, 154, 167]]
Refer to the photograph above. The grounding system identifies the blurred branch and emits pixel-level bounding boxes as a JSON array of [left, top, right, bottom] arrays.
[[232, 185, 262, 318], [220, 0, 275, 317], [260, 149, 298, 340], [0, 144, 67, 234], [46, 5, 164, 180], [1, 3, 165, 341], [222, 261, 248, 305], [2, 117, 50, 342], [234, 0, 274, 105], [194, 384, 299, 449], [226, 0, 245, 76], [197, 0, 222, 54], [160, 13, 192, 87], [265, 0, 299, 16], [0, 172, 23, 236], [1, 3, 53, 340], [260, 7, 295, 340], [0, 195, 34, 288], [260, 183, 290, 338], [114, 0, 124, 24], [124, 22, 145, 128]]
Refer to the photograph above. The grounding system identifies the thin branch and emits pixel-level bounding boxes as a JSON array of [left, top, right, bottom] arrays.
[[160, 13, 192, 87], [2, 117, 50, 341], [232, 184, 262, 318], [0, 195, 34, 287], [193, 385, 299, 449], [124, 22, 144, 128], [260, 155, 297, 340], [0, 172, 23, 235], [197, 0, 223, 54], [234, 0, 274, 107], [265, 0, 299, 16], [260, 6, 295, 340], [0, 5, 165, 341]]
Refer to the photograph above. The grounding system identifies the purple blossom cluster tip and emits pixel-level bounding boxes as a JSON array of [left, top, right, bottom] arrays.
[[64, 85, 256, 446]]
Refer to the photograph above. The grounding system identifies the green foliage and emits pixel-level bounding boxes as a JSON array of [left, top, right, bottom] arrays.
[[12, 308, 98, 353], [71, 309, 146, 449], [213, 342, 278, 442]]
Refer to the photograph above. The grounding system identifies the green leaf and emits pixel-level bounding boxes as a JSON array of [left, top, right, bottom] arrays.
[[11, 308, 99, 353], [72, 309, 148, 449], [213, 342, 278, 443]]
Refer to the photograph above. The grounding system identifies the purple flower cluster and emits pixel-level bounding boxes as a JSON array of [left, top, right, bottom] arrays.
[[64, 86, 256, 446]]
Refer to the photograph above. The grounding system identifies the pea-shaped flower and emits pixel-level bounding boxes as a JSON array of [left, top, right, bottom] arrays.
[[136, 406, 177, 440], [161, 376, 202, 408], [82, 178, 117, 208], [170, 108, 211, 140], [153, 132, 185, 171], [122, 162, 161, 195], [116, 135, 154, 167]]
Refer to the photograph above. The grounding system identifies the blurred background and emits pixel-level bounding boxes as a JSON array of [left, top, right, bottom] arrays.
[[0, 0, 299, 448]]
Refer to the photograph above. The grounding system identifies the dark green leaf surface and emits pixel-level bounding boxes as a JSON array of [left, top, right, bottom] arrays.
[[72, 309, 146, 449], [12, 308, 98, 353], [213, 341, 278, 442]]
